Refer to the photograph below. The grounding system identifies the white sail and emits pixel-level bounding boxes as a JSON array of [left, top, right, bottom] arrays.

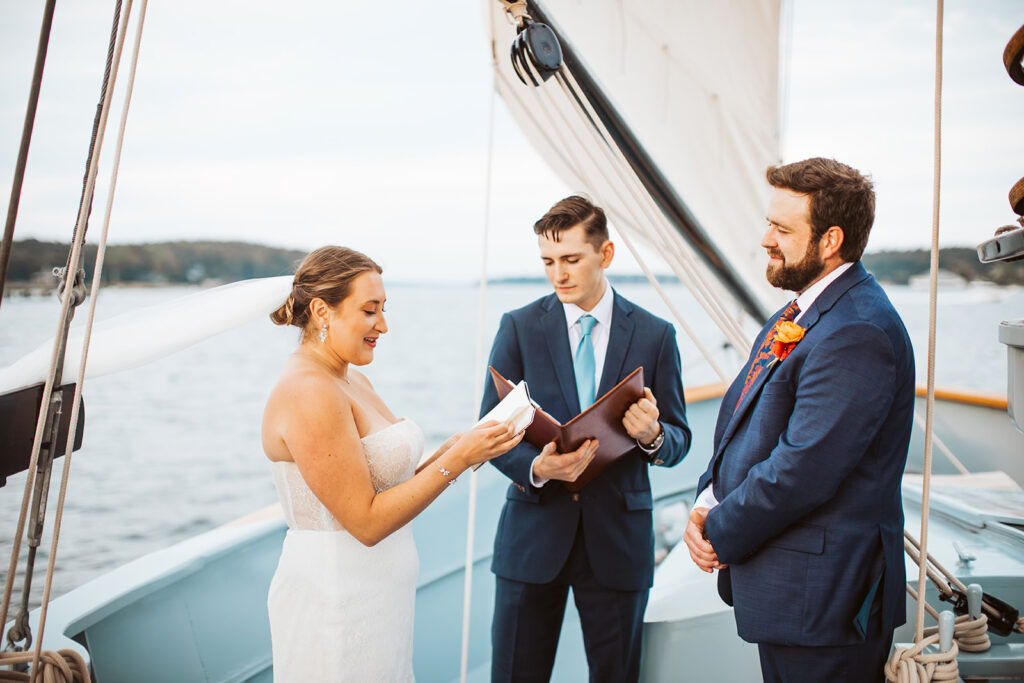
[[486, 0, 786, 325], [0, 276, 292, 394]]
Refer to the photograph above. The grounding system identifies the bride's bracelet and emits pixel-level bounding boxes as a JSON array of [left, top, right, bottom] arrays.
[[438, 464, 458, 487]]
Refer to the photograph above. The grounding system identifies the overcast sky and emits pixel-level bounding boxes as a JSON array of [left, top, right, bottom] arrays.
[[1, 0, 1021, 282]]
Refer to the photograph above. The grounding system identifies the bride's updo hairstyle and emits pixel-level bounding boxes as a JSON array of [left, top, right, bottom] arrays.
[[271, 246, 382, 340]]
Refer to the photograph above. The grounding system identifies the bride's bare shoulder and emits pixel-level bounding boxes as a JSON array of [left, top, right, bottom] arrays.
[[266, 358, 349, 415]]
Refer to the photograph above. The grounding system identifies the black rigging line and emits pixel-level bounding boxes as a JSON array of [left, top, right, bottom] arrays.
[[64, 0, 124, 279]]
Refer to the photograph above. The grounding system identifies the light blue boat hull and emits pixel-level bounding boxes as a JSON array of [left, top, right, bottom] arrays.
[[8, 394, 1024, 681]]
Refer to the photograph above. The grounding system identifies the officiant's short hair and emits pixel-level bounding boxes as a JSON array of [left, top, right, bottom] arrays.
[[534, 195, 608, 251]]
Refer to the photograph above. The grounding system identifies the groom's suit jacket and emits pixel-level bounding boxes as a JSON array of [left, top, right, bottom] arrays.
[[697, 261, 914, 647], [481, 290, 691, 591]]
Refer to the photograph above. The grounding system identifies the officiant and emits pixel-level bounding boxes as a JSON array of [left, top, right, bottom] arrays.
[[480, 195, 692, 683]]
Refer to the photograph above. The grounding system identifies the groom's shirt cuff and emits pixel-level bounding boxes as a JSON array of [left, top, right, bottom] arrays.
[[529, 456, 549, 488], [694, 485, 719, 510]]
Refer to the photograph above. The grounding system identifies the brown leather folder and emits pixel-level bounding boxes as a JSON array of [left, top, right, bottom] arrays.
[[488, 366, 645, 491]]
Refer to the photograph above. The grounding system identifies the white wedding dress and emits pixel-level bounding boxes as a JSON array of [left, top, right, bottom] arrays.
[[268, 419, 424, 682]]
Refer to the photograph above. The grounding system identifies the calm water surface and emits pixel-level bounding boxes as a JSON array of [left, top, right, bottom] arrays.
[[0, 280, 1020, 608]]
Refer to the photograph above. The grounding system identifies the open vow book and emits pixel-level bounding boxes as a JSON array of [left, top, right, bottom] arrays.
[[475, 379, 537, 434], [488, 366, 645, 491]]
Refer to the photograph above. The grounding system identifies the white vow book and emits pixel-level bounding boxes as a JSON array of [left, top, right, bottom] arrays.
[[475, 380, 536, 433], [472, 380, 536, 470]]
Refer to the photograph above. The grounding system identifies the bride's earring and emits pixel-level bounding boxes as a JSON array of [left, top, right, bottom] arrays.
[[319, 324, 328, 343]]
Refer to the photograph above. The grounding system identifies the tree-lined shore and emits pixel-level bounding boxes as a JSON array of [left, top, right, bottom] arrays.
[[2, 240, 1021, 295], [4, 240, 306, 293]]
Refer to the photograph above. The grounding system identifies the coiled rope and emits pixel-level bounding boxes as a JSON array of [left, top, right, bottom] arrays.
[[0, 650, 89, 683], [885, 637, 959, 683], [905, 585, 990, 653], [902, 531, 992, 652]]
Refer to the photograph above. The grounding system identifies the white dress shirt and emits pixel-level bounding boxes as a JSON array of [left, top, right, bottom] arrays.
[[693, 262, 853, 510], [530, 282, 615, 488]]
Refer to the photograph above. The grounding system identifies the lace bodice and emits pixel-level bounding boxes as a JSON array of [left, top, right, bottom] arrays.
[[271, 419, 424, 531]]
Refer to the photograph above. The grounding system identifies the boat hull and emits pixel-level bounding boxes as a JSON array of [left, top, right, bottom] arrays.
[[7, 392, 1024, 681]]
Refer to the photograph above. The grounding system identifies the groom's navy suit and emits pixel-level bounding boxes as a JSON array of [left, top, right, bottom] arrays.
[[697, 262, 914, 682], [482, 290, 690, 682]]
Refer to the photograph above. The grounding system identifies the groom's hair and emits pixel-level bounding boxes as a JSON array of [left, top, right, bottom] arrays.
[[533, 195, 608, 251], [766, 158, 875, 262]]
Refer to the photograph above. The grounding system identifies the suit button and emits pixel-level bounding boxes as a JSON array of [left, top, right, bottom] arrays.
[[653, 458, 664, 466], [572, 493, 580, 502], [515, 483, 526, 492]]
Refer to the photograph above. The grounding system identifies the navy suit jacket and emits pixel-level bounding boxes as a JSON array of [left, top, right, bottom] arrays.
[[697, 262, 914, 646], [481, 290, 691, 591]]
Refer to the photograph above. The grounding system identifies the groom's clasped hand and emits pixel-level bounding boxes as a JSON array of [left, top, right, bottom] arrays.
[[682, 506, 724, 573]]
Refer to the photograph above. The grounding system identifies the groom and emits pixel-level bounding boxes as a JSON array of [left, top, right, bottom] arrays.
[[481, 195, 691, 682], [684, 158, 915, 682]]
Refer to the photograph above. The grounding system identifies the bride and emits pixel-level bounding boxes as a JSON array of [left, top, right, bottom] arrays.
[[262, 246, 522, 681]]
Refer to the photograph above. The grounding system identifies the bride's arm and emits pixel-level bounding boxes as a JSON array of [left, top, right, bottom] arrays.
[[414, 433, 461, 474], [278, 374, 520, 546]]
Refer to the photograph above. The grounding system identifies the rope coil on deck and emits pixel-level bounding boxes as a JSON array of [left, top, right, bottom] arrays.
[[885, 636, 959, 683], [903, 539, 993, 652], [928, 614, 988, 652], [0, 650, 90, 683]]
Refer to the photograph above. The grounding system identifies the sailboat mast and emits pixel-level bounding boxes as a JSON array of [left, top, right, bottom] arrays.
[[524, 0, 772, 323]]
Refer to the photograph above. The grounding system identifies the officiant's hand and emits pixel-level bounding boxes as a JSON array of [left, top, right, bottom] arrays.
[[532, 439, 598, 483], [452, 421, 524, 469], [622, 387, 661, 444]]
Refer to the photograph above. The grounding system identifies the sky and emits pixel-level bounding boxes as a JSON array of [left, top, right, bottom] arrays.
[[0, 0, 1021, 283]]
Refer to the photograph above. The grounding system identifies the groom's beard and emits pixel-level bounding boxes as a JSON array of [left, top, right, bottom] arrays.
[[766, 238, 826, 292]]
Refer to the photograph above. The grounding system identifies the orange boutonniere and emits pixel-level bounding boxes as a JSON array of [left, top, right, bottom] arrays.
[[772, 320, 806, 362]]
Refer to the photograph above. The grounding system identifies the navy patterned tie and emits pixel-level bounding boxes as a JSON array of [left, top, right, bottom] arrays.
[[734, 300, 800, 412]]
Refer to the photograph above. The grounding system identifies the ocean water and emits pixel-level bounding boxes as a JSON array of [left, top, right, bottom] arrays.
[[0, 279, 1021, 611]]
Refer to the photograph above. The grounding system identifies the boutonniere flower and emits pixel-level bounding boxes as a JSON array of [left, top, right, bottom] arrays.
[[772, 320, 806, 362]]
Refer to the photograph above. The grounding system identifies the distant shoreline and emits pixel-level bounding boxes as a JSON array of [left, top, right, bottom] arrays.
[[4, 239, 1021, 294], [5, 278, 1020, 301]]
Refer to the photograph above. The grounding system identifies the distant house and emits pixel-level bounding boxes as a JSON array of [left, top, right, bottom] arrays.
[[908, 268, 969, 289]]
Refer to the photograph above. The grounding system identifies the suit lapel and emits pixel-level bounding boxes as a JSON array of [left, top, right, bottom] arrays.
[[713, 261, 873, 456], [597, 291, 635, 397], [540, 296, 581, 415], [715, 315, 780, 454], [795, 261, 870, 334]]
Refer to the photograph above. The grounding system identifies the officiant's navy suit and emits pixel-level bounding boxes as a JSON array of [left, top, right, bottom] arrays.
[[697, 262, 914, 681], [481, 289, 690, 682]]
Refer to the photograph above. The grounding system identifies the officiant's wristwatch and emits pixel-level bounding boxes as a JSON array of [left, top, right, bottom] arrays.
[[637, 424, 664, 458]]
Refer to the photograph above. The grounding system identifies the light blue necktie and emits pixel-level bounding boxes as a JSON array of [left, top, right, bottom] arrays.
[[574, 314, 597, 411]]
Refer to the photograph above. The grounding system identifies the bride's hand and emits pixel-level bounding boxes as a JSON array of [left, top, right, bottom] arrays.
[[451, 421, 524, 469], [436, 432, 461, 458]]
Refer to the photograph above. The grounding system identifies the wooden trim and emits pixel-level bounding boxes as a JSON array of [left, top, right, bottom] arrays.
[[684, 383, 1008, 410], [685, 382, 728, 404], [915, 385, 1008, 410]]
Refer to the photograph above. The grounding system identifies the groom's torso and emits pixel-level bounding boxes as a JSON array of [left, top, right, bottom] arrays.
[[708, 263, 915, 646]]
